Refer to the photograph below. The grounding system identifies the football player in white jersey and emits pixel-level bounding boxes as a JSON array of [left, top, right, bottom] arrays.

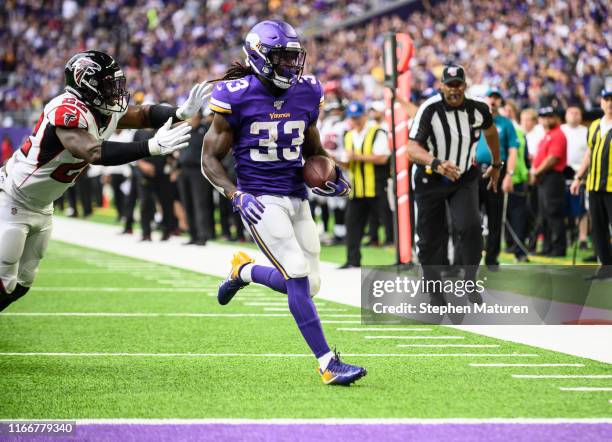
[[0, 50, 212, 311]]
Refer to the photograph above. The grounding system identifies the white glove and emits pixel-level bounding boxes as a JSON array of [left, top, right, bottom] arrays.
[[176, 81, 213, 120], [148, 118, 191, 156]]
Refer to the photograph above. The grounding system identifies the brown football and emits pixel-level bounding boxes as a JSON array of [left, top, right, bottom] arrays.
[[303, 155, 336, 188]]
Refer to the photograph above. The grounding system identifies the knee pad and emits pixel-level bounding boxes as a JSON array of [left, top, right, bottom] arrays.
[[282, 250, 309, 279]]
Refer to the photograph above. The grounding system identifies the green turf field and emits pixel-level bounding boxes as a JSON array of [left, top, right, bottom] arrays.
[[1, 241, 610, 419]]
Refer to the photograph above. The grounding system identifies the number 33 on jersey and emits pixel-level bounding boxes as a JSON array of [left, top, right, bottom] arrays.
[[209, 74, 324, 199]]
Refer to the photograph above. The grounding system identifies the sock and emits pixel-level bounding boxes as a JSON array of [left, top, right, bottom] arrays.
[[286, 277, 330, 359], [317, 351, 334, 372], [250, 265, 287, 294], [238, 263, 254, 283]]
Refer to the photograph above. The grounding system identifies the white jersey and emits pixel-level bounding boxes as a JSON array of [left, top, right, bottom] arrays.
[[2, 91, 125, 214], [319, 114, 347, 163]]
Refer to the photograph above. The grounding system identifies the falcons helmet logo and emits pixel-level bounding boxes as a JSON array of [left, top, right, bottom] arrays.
[[73, 58, 101, 87]]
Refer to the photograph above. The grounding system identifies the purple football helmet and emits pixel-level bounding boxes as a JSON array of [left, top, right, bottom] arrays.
[[243, 20, 306, 90]]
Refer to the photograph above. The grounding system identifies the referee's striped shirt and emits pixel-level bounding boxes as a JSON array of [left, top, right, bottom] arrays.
[[409, 93, 493, 173]]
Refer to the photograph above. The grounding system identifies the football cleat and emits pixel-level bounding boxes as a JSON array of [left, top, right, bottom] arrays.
[[318, 351, 367, 386], [217, 251, 255, 305]]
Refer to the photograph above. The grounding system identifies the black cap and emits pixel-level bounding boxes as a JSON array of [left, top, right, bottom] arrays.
[[537, 106, 556, 117], [442, 65, 466, 84], [602, 88, 612, 98]]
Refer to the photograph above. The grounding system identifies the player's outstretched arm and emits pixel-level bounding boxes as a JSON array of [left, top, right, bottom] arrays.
[[118, 82, 213, 129], [56, 118, 190, 166]]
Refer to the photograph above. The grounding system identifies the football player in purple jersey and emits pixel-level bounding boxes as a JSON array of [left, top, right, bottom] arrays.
[[202, 20, 366, 386]]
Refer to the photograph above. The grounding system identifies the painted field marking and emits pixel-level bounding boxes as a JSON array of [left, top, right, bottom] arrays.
[[32, 287, 205, 292], [398, 344, 500, 348], [0, 312, 291, 318], [337, 328, 431, 332], [365, 335, 464, 340], [469, 363, 585, 367], [0, 312, 361, 318], [513, 375, 612, 379], [321, 320, 362, 324], [244, 302, 309, 307], [0, 352, 540, 358], [2, 418, 612, 424], [264, 308, 347, 312], [559, 387, 612, 392]]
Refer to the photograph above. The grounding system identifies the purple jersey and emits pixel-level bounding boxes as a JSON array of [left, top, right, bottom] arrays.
[[209, 74, 324, 199]]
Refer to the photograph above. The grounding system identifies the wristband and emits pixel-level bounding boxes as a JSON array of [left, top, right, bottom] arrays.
[[491, 161, 504, 169]]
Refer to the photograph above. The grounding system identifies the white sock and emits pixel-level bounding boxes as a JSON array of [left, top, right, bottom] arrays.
[[318, 351, 334, 372], [238, 263, 254, 282]]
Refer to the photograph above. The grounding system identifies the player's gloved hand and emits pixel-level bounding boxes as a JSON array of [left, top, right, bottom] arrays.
[[312, 166, 351, 197], [148, 118, 191, 155], [176, 81, 213, 120], [231, 191, 266, 225]]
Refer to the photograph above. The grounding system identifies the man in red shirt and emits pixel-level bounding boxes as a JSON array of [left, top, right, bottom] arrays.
[[530, 107, 568, 256]]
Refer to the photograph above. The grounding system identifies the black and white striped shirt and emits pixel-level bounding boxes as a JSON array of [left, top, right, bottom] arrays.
[[409, 93, 493, 173]]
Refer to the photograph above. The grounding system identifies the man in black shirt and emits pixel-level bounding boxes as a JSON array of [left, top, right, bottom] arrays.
[[407, 65, 502, 305]]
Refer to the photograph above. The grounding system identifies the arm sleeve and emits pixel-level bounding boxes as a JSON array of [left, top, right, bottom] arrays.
[[506, 121, 519, 149], [97, 140, 150, 166], [308, 77, 324, 124], [209, 82, 239, 128], [408, 103, 433, 144], [148, 104, 181, 128], [473, 100, 493, 130]]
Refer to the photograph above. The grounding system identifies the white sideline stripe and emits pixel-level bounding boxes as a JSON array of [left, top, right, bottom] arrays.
[[398, 344, 500, 348], [559, 387, 612, 392], [513, 375, 612, 379], [243, 302, 290, 306], [0, 312, 291, 318], [337, 328, 431, 332], [0, 352, 540, 358], [264, 308, 347, 312], [0, 312, 360, 318], [470, 363, 585, 367], [321, 320, 361, 324], [33, 287, 204, 292], [2, 418, 612, 425], [365, 335, 464, 340]]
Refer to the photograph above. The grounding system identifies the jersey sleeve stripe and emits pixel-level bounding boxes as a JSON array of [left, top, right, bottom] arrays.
[[209, 97, 232, 110], [209, 104, 232, 114]]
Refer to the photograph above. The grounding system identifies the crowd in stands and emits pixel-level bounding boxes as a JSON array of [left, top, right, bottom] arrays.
[[1, 0, 611, 265]]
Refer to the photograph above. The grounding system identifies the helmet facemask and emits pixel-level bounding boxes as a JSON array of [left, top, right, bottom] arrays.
[[95, 74, 129, 114]]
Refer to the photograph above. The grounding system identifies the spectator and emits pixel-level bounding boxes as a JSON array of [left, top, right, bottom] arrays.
[[531, 107, 568, 257], [561, 106, 589, 248], [341, 101, 390, 269]]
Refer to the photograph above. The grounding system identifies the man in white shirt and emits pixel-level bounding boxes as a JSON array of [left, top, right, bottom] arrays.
[[521, 108, 545, 160], [340, 101, 390, 268], [561, 106, 589, 248]]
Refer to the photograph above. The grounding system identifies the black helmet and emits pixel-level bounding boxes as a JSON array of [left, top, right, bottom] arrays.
[[64, 50, 129, 114]]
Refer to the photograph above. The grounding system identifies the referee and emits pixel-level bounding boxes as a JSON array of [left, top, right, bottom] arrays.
[[571, 87, 612, 279], [407, 65, 502, 304]]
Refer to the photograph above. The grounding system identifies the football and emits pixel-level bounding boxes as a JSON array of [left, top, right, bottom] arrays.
[[303, 155, 337, 188]]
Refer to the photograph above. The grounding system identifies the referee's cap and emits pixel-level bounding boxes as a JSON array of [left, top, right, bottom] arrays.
[[346, 101, 366, 118], [442, 65, 466, 84]]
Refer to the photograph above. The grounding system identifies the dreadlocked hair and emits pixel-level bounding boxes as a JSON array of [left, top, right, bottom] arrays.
[[211, 62, 255, 82]]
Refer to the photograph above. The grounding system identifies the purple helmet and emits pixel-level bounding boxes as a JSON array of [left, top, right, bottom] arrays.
[[243, 20, 306, 90]]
